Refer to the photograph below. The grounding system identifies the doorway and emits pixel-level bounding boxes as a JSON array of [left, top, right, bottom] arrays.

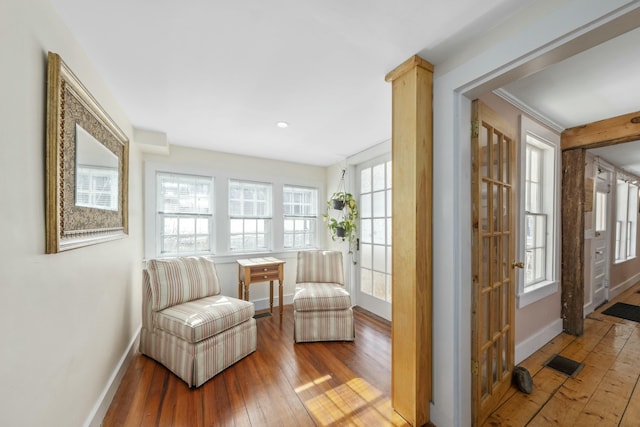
[[355, 155, 392, 321]]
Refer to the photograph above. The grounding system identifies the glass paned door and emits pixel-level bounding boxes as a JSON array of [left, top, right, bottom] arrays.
[[357, 155, 392, 320]]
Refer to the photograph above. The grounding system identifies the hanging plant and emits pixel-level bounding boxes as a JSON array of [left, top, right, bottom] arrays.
[[323, 191, 359, 259]]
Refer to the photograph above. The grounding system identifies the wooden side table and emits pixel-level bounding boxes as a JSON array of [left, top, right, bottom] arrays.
[[237, 257, 285, 320]]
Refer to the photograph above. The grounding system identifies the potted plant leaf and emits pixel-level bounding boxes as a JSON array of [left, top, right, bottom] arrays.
[[323, 192, 359, 262]]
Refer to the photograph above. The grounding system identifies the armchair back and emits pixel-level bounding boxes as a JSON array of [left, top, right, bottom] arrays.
[[146, 257, 221, 311], [296, 250, 344, 285]]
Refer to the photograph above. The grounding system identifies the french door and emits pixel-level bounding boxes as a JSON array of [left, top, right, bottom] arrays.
[[471, 100, 517, 426], [356, 155, 392, 321]]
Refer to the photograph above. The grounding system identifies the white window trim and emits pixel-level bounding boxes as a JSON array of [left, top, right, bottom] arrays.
[[614, 173, 639, 264], [517, 116, 560, 308], [144, 161, 324, 261]]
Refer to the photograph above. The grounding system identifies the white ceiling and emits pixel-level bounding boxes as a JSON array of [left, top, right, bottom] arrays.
[[49, 0, 640, 170]]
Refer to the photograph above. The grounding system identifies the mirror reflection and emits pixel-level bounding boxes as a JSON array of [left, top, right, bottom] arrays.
[[75, 123, 119, 211]]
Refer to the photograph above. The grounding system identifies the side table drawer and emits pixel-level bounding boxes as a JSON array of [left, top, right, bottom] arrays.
[[249, 268, 280, 281]]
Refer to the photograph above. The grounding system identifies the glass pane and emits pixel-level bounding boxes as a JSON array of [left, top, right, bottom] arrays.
[[373, 191, 385, 217], [481, 237, 490, 289], [386, 274, 392, 303], [360, 268, 372, 295], [163, 217, 178, 235], [493, 132, 501, 181], [361, 243, 372, 269], [503, 235, 509, 279], [479, 124, 489, 180], [481, 181, 489, 232], [162, 236, 177, 254], [179, 217, 195, 235], [373, 245, 385, 271], [595, 192, 607, 232], [361, 219, 372, 243], [387, 246, 392, 274], [373, 271, 386, 299], [481, 289, 490, 343], [373, 219, 385, 244], [386, 161, 392, 189], [481, 348, 489, 400], [387, 189, 392, 217], [503, 186, 509, 232], [502, 333, 509, 375], [492, 183, 499, 232], [493, 340, 500, 385], [502, 283, 508, 328], [493, 287, 500, 333], [179, 234, 195, 252], [196, 236, 209, 251], [492, 236, 500, 287], [361, 168, 371, 193], [503, 136, 510, 184], [373, 164, 385, 191], [361, 193, 372, 218], [196, 218, 208, 234]]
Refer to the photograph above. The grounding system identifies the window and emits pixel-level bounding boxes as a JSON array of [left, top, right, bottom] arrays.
[[524, 144, 546, 287], [614, 177, 638, 263], [518, 116, 559, 307], [283, 185, 318, 249], [156, 172, 213, 256], [229, 180, 272, 251]]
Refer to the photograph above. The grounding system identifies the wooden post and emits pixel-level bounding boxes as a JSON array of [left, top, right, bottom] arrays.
[[561, 148, 585, 336], [385, 55, 433, 426]]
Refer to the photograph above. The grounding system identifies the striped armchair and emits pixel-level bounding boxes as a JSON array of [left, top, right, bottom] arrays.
[[293, 250, 355, 342], [140, 257, 257, 387]]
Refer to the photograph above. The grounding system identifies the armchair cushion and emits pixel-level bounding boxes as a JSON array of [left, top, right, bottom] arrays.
[[154, 295, 255, 344], [293, 283, 352, 311], [147, 257, 221, 311]]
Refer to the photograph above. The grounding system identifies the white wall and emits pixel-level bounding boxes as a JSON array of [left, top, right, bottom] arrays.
[[430, 1, 640, 426], [0, 1, 143, 426]]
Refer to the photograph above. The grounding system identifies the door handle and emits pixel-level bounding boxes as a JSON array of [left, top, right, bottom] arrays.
[[511, 261, 525, 269]]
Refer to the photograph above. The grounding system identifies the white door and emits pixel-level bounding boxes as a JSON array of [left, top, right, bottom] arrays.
[[591, 169, 611, 309], [356, 155, 392, 320]]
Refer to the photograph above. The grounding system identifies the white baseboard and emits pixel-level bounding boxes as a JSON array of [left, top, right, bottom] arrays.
[[84, 328, 140, 427], [252, 293, 294, 311], [609, 271, 640, 301], [515, 318, 563, 365]]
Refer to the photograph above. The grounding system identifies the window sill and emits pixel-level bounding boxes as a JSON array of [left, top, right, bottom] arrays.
[[518, 280, 559, 308]]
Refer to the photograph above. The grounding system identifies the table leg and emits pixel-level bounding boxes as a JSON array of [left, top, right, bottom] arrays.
[[245, 284, 249, 302], [238, 280, 243, 299], [279, 280, 283, 321], [269, 280, 274, 313]]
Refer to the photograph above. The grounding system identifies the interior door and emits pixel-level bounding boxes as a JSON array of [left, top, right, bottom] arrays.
[[591, 169, 611, 309], [356, 155, 392, 321], [471, 100, 517, 426]]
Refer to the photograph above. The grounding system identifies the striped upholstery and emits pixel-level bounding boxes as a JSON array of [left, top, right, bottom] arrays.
[[155, 295, 254, 343], [147, 257, 221, 311], [296, 250, 344, 285], [293, 251, 354, 342], [293, 283, 352, 311], [294, 309, 354, 343], [140, 257, 257, 387]]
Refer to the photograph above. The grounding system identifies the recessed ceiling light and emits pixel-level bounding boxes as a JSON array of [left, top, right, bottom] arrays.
[[276, 121, 289, 128]]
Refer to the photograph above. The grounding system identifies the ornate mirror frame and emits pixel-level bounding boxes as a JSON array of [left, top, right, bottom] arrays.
[[46, 52, 129, 253]]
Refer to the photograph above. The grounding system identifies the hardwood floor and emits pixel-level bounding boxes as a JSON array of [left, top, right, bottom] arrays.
[[105, 283, 640, 426], [484, 282, 640, 426], [103, 306, 409, 427]]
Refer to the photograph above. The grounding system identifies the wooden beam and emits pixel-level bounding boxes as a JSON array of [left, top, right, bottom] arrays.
[[385, 54, 433, 426], [561, 148, 585, 336], [561, 110, 640, 150]]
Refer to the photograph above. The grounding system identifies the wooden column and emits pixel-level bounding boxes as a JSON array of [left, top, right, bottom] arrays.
[[385, 55, 433, 426], [561, 148, 585, 336]]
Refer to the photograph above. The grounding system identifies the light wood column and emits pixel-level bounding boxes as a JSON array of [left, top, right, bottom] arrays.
[[385, 55, 433, 426]]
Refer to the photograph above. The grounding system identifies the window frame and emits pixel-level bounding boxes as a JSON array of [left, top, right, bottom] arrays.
[[282, 184, 319, 250], [144, 161, 324, 260], [228, 179, 273, 253], [517, 116, 560, 308], [614, 175, 638, 264]]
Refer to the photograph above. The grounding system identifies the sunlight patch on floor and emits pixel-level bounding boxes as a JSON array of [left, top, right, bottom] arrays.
[[302, 377, 409, 426]]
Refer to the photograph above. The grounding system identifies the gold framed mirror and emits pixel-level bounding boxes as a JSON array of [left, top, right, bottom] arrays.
[[46, 52, 129, 253]]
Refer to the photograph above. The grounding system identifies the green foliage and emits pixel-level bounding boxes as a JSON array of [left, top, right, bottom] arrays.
[[323, 192, 359, 260]]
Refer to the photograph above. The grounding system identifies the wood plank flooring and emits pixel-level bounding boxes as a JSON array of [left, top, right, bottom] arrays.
[[484, 282, 640, 427], [103, 306, 409, 427], [106, 283, 640, 426]]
